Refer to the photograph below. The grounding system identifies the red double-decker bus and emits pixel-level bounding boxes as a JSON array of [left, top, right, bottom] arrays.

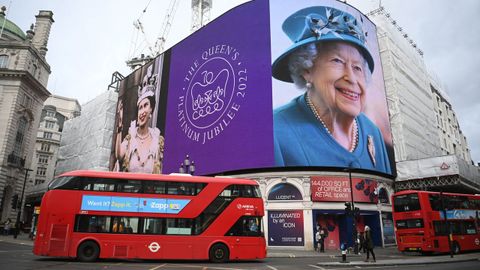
[[392, 190, 480, 254], [33, 170, 266, 262]]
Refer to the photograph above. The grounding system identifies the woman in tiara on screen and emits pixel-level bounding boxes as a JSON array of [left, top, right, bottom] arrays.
[[272, 6, 391, 174], [114, 64, 164, 174]]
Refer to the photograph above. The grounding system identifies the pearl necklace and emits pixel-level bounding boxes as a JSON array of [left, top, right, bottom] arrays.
[[306, 92, 358, 152], [136, 131, 150, 140]]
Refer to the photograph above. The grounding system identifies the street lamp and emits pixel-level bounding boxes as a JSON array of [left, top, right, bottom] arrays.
[[345, 167, 358, 253], [179, 155, 195, 175], [14, 168, 33, 239]]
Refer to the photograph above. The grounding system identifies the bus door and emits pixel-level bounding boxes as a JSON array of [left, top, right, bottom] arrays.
[[227, 216, 263, 258], [46, 213, 71, 256]]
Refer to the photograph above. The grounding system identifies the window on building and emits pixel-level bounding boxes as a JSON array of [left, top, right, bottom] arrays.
[[19, 93, 32, 108], [35, 179, 45, 185], [41, 143, 50, 152], [45, 121, 55, 129], [46, 110, 55, 117], [13, 117, 28, 158], [38, 155, 49, 164], [0, 54, 8, 68], [43, 132, 52, 139], [36, 167, 46, 176], [32, 63, 38, 77]]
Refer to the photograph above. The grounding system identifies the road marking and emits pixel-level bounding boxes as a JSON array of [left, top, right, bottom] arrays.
[[167, 264, 246, 270], [308, 264, 326, 269], [267, 265, 278, 270], [149, 264, 166, 270]]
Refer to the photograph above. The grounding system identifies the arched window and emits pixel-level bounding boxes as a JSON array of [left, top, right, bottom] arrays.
[[0, 54, 8, 68], [378, 187, 390, 204], [268, 183, 302, 200]]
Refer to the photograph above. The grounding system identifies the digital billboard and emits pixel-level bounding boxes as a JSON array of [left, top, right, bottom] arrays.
[[110, 0, 395, 177], [311, 176, 378, 203]]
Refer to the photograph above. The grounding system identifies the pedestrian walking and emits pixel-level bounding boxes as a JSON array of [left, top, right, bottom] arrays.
[[355, 232, 361, 254], [364, 225, 376, 262], [359, 231, 366, 253], [315, 230, 320, 251], [3, 219, 11, 235]]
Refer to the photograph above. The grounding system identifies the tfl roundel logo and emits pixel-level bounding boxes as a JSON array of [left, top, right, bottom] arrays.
[[178, 44, 248, 144]]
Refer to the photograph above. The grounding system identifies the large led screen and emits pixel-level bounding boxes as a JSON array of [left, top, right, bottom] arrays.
[[110, 0, 395, 177]]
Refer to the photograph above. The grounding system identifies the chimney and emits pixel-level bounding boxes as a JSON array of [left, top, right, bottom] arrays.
[[31, 10, 54, 57]]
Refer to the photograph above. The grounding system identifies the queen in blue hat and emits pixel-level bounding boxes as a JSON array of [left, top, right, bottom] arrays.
[[272, 6, 391, 174]]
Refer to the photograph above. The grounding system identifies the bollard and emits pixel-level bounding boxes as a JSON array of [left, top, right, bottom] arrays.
[[340, 242, 348, 263]]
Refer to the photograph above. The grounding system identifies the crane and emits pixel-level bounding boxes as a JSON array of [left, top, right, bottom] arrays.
[[126, 0, 180, 70]]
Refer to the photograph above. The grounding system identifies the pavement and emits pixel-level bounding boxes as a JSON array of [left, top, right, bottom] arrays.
[[268, 246, 480, 267], [1, 234, 479, 266]]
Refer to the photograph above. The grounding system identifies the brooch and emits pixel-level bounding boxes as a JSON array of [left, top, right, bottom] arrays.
[[367, 135, 376, 167]]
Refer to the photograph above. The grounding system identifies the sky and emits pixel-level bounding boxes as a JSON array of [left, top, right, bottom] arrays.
[[4, 0, 480, 164]]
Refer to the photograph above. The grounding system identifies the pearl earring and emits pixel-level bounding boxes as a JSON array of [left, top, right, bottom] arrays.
[[306, 81, 312, 90]]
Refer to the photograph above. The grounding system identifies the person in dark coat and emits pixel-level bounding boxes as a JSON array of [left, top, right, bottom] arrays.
[[318, 226, 327, 252], [364, 225, 376, 262]]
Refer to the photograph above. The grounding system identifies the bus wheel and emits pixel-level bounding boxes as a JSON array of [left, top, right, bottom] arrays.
[[209, 243, 229, 263], [77, 240, 100, 262], [452, 242, 460, 254]]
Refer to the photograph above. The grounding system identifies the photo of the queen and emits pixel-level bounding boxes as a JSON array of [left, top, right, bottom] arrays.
[[272, 4, 392, 174], [113, 63, 165, 174]]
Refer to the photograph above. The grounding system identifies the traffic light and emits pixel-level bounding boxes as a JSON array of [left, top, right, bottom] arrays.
[[344, 202, 352, 215], [354, 207, 360, 217], [11, 194, 18, 209]]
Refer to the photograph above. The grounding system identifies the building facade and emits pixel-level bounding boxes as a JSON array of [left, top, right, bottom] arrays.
[[367, 7, 442, 162], [0, 8, 53, 225], [430, 75, 472, 162], [367, 6, 480, 193], [24, 95, 80, 225], [229, 170, 395, 250]]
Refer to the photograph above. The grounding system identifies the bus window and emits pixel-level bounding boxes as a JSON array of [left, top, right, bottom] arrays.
[[75, 215, 111, 233], [91, 178, 116, 192], [117, 180, 141, 193], [166, 218, 192, 235], [226, 216, 263, 237], [220, 185, 260, 198], [393, 194, 420, 212], [241, 186, 254, 197], [429, 194, 442, 211], [396, 219, 424, 229], [123, 217, 139, 233], [143, 218, 165, 234], [111, 217, 137, 233], [144, 181, 166, 194], [464, 221, 477, 235], [195, 183, 206, 194], [253, 186, 261, 198], [48, 176, 81, 190], [165, 182, 203, 195]]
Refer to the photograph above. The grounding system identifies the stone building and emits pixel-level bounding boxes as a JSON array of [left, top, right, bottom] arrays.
[[0, 8, 53, 224], [23, 95, 80, 225]]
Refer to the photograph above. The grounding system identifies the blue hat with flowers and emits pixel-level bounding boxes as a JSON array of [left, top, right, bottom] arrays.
[[272, 6, 374, 83]]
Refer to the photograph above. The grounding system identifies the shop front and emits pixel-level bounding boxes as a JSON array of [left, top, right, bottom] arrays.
[[233, 170, 395, 251]]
